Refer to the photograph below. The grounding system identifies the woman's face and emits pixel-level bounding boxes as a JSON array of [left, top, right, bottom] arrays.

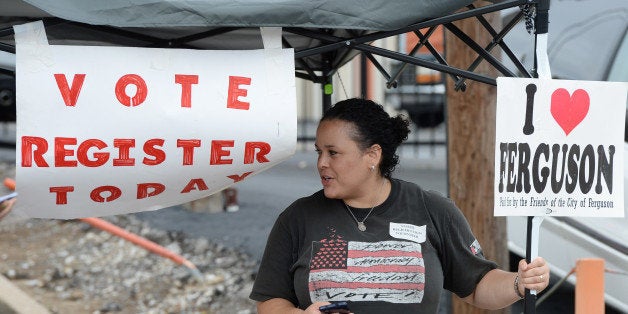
[[315, 119, 375, 202]]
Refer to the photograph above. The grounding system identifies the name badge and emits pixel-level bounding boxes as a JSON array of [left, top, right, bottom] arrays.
[[389, 223, 426, 243]]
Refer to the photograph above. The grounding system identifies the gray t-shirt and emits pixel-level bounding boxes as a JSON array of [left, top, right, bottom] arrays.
[[250, 179, 497, 313]]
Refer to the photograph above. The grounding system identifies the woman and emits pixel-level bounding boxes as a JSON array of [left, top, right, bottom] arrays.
[[250, 98, 549, 313]]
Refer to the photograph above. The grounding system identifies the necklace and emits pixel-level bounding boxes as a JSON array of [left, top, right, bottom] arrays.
[[344, 179, 386, 232]]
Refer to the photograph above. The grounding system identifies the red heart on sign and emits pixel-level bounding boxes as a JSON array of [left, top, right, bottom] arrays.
[[550, 88, 590, 136]]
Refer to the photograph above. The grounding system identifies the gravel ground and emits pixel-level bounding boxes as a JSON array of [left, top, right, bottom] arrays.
[[0, 159, 258, 314], [0, 214, 258, 314]]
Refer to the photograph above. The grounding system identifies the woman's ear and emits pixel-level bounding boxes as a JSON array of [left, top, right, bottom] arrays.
[[367, 144, 382, 165]]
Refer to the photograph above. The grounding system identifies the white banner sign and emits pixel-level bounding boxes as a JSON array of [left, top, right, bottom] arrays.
[[14, 21, 297, 219], [495, 77, 626, 217]]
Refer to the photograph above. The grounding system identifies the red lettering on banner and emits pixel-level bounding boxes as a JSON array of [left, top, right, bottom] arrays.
[[143, 139, 166, 165], [45, 173, 263, 205], [54, 74, 86, 107], [175, 74, 199, 108], [137, 183, 165, 199], [210, 140, 234, 165], [21, 136, 49, 167], [49, 186, 74, 205], [227, 76, 251, 110], [113, 139, 135, 166], [55, 137, 77, 167], [228, 171, 253, 183], [91, 185, 122, 202], [77, 139, 109, 167], [244, 141, 271, 164], [115, 74, 148, 107], [50, 74, 258, 109], [177, 139, 201, 165], [181, 178, 209, 193], [21, 138, 273, 168]]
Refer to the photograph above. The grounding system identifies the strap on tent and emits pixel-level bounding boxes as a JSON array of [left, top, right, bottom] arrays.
[[534, 0, 552, 79], [261, 27, 282, 49]]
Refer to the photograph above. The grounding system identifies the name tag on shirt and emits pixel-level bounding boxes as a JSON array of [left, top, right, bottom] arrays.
[[389, 223, 426, 243]]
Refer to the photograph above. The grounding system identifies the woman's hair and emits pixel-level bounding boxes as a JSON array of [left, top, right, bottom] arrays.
[[320, 98, 411, 178]]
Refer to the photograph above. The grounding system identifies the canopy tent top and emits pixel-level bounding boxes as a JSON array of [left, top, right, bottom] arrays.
[[20, 0, 477, 30], [1, 0, 545, 88]]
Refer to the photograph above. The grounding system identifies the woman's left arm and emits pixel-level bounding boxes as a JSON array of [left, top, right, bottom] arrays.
[[462, 257, 550, 310]]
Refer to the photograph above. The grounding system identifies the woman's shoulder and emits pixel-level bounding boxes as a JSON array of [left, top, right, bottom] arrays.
[[393, 179, 450, 200], [290, 189, 327, 206], [279, 189, 329, 217], [392, 178, 456, 212]]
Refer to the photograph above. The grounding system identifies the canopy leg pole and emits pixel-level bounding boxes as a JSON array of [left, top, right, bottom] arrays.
[[360, 53, 368, 99], [322, 75, 332, 112], [322, 53, 333, 112]]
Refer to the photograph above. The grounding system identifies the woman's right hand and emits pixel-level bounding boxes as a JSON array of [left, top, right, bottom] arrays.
[[305, 301, 331, 313], [258, 298, 353, 314], [307, 301, 354, 314]]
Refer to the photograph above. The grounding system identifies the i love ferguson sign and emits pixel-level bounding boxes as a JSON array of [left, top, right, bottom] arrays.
[[13, 21, 297, 219], [494, 77, 626, 217]]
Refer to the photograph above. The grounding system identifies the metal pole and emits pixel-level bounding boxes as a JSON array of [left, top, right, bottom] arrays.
[[322, 53, 333, 112], [525, 1, 550, 313], [360, 53, 367, 99], [524, 216, 536, 313]]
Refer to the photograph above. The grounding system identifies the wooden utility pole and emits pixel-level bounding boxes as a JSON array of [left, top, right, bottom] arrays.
[[445, 2, 510, 314]]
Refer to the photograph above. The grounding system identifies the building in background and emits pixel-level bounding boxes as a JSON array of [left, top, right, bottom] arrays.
[[295, 28, 447, 138]]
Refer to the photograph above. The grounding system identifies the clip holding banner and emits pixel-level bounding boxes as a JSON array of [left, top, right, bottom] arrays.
[[13, 20, 53, 72], [534, 0, 552, 79]]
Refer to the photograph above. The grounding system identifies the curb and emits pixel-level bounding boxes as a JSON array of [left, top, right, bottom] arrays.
[[0, 274, 50, 314]]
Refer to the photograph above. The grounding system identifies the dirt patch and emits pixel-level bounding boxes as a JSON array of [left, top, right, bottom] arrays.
[[0, 170, 258, 314]]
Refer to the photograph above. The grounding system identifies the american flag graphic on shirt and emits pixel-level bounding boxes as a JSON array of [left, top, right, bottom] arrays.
[[308, 230, 425, 304]]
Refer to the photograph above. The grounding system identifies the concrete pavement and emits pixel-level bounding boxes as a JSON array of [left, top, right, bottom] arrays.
[[0, 274, 50, 314]]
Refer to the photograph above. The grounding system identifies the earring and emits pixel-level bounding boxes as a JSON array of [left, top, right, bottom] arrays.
[[370, 165, 375, 171]]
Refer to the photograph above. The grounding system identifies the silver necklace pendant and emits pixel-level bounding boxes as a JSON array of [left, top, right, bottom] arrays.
[[357, 222, 367, 232], [344, 179, 387, 233]]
